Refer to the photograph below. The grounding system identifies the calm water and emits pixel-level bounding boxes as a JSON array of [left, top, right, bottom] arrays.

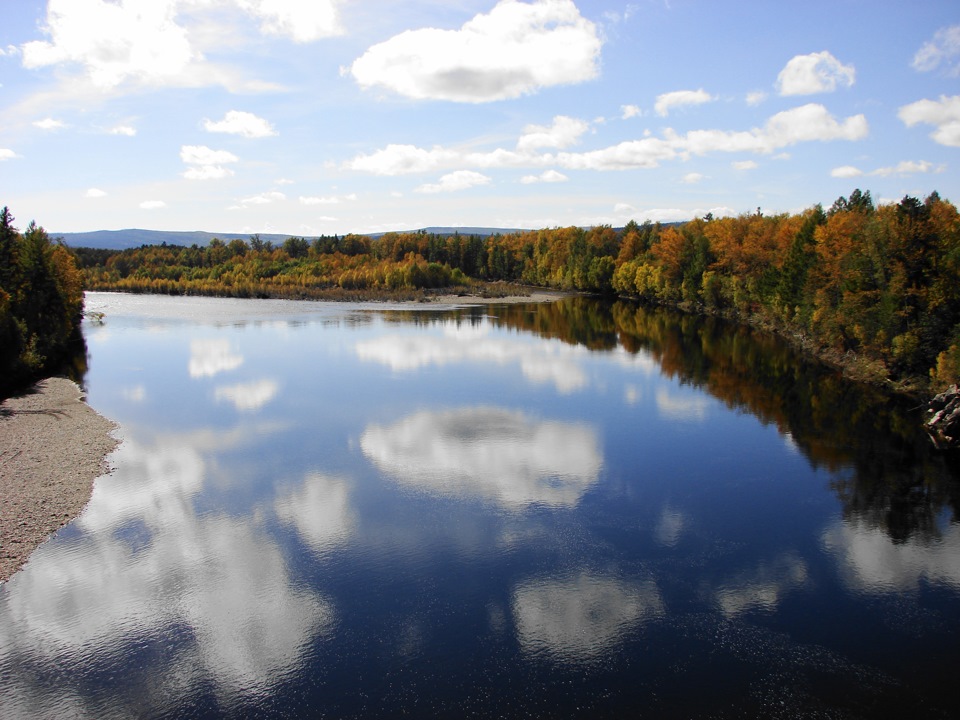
[[1, 292, 959, 718]]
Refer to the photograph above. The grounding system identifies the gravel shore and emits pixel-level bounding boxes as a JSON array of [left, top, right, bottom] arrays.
[[0, 377, 118, 583]]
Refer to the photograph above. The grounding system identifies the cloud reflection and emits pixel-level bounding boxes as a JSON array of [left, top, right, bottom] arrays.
[[360, 407, 602, 510], [214, 379, 280, 411], [821, 520, 960, 593], [655, 388, 711, 422], [714, 554, 809, 618], [356, 322, 589, 393], [275, 472, 355, 556], [0, 431, 332, 714], [511, 572, 664, 663], [189, 339, 243, 378]]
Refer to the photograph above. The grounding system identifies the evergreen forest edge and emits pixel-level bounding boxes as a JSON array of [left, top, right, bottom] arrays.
[[3, 188, 960, 402]]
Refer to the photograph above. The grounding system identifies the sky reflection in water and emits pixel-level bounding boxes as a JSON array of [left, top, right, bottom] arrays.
[[0, 292, 958, 718]]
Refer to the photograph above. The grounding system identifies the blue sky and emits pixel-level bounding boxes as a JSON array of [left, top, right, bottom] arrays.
[[1, 0, 958, 235]]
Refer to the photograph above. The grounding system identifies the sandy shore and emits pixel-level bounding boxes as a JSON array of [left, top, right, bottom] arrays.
[[0, 377, 118, 584]]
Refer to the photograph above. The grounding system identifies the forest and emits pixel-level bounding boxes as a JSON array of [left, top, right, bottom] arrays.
[[0, 207, 85, 396], [74, 190, 960, 396], [4, 188, 958, 397]]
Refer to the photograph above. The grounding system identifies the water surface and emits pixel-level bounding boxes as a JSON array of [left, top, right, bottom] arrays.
[[1, 292, 958, 718]]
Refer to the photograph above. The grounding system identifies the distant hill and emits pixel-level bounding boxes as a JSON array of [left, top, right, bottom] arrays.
[[51, 229, 294, 250], [53, 226, 533, 250]]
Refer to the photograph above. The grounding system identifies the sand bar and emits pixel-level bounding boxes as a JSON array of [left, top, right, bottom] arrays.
[[0, 377, 118, 583]]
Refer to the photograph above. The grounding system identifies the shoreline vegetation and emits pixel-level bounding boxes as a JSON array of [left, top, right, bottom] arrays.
[[2, 188, 960, 579], [70, 188, 960, 399]]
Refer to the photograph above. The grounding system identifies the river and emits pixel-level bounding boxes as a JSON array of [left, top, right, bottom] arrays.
[[1, 291, 958, 718]]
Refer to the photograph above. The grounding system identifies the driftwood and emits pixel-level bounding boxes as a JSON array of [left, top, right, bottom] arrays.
[[926, 385, 960, 450]]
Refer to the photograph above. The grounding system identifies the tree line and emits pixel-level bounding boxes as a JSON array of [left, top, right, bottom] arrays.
[[0, 207, 85, 396], [56, 188, 960, 395]]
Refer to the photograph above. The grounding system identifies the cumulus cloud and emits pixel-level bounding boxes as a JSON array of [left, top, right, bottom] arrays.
[[33, 117, 66, 130], [912, 25, 960, 75], [745, 91, 767, 106], [0, 149, 16, 161], [831, 165, 863, 179], [181, 144, 239, 180], [517, 115, 590, 151], [898, 95, 960, 147], [139, 200, 166, 209], [242, 0, 343, 43], [85, 187, 107, 198], [654, 88, 714, 116], [240, 191, 286, 205], [109, 125, 137, 136], [347, 103, 867, 176], [347, 0, 602, 103], [681, 172, 705, 184], [776, 51, 855, 96], [621, 104, 642, 119], [415, 170, 491, 194], [732, 160, 758, 170], [520, 170, 568, 184], [21, 0, 197, 89], [19, 0, 343, 90], [833, 160, 938, 179], [204, 110, 277, 138]]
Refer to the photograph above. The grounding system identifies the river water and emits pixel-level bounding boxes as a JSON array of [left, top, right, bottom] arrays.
[[1, 291, 958, 718]]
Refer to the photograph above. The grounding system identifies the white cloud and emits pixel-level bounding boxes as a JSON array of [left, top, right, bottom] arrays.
[[299, 196, 338, 205], [732, 160, 758, 170], [898, 95, 960, 147], [184, 165, 235, 180], [912, 25, 960, 75], [109, 125, 136, 136], [18, 0, 343, 92], [714, 554, 809, 618], [348, 0, 602, 103], [240, 191, 286, 205], [520, 170, 568, 184], [240, 0, 343, 43], [415, 169, 491, 194], [0, 44, 19, 57], [746, 91, 767, 106], [870, 160, 935, 177], [621, 104, 642, 119], [834, 160, 938, 179], [180, 145, 239, 166], [831, 165, 863, 178], [681, 172, 705, 184], [204, 110, 277, 138], [139, 200, 166, 209], [776, 51, 855, 96], [85, 187, 107, 198], [33, 117, 66, 130], [1, 148, 19, 161], [517, 115, 590, 151], [347, 103, 867, 176], [181, 144, 239, 180], [346, 144, 459, 175], [21, 0, 197, 89], [654, 88, 714, 116]]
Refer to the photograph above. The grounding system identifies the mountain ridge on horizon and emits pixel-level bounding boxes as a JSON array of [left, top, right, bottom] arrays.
[[51, 226, 541, 250]]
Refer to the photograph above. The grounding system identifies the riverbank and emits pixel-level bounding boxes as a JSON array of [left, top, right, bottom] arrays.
[[0, 377, 118, 583]]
